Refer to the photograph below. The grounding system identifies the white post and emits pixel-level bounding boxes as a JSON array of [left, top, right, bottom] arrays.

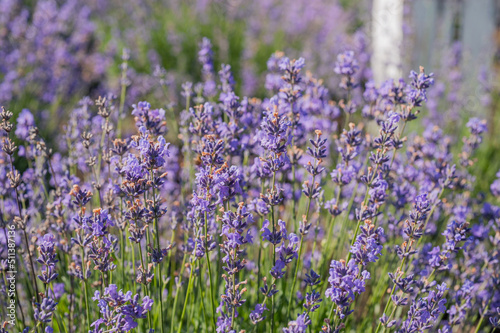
[[372, 0, 404, 82]]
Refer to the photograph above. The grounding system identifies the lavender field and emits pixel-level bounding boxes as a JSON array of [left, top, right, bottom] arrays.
[[1, 0, 500, 332]]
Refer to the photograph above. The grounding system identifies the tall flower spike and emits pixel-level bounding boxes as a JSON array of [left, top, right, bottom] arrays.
[[132, 101, 167, 136], [260, 105, 291, 155], [198, 37, 217, 97], [279, 57, 305, 118], [403, 66, 435, 120], [334, 51, 359, 90], [37, 234, 59, 284], [350, 220, 384, 266], [91, 285, 153, 332], [325, 259, 370, 320], [399, 283, 448, 332]]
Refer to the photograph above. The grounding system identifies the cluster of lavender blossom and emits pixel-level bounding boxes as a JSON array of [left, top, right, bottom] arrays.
[[0, 35, 499, 333], [0, 0, 368, 131], [0, 0, 107, 106]]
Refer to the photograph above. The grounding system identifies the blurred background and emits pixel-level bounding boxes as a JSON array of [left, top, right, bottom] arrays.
[[1, 0, 499, 189]]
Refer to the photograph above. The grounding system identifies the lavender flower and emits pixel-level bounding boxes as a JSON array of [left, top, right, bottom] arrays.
[[405, 66, 434, 108], [198, 37, 217, 97], [490, 307, 500, 328], [34, 297, 57, 329], [260, 106, 291, 155], [325, 259, 370, 320], [217, 202, 253, 330], [334, 51, 359, 90], [460, 118, 487, 166], [36, 234, 59, 284], [15, 109, 34, 140], [1, 16, 497, 333], [491, 170, 500, 197], [91, 285, 153, 332], [350, 220, 384, 266], [131, 102, 167, 135], [283, 312, 311, 332], [398, 283, 448, 332]]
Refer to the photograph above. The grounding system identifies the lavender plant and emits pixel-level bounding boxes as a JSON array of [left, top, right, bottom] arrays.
[[0, 22, 499, 333]]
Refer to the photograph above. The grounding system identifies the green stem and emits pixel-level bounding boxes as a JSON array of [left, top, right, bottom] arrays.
[[83, 279, 91, 332], [287, 235, 304, 319], [256, 277, 277, 331], [416, 185, 446, 248], [287, 169, 317, 319], [81, 246, 91, 332], [319, 186, 342, 271], [139, 243, 153, 329], [121, 228, 125, 287], [199, 261, 209, 331], [117, 52, 128, 138], [201, 203, 217, 330], [96, 117, 109, 185], [170, 252, 187, 333], [128, 234, 137, 293], [177, 262, 195, 333], [289, 80, 298, 229], [375, 257, 407, 333], [388, 121, 407, 169], [151, 173, 166, 333], [230, 260, 237, 330], [8, 154, 39, 301], [270, 170, 277, 332], [165, 227, 177, 327]]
